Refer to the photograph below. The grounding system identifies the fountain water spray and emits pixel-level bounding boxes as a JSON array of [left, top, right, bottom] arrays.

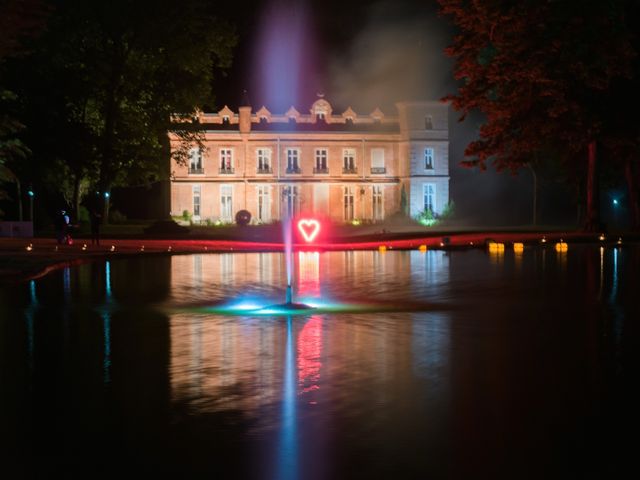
[[255, 211, 314, 314], [283, 211, 294, 302]]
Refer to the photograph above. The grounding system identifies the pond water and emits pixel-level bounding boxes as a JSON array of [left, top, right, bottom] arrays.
[[1, 246, 639, 479]]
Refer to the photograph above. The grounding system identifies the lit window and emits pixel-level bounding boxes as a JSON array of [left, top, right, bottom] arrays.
[[424, 148, 434, 170], [371, 148, 385, 174], [423, 183, 435, 213], [189, 148, 203, 174], [257, 148, 271, 172], [193, 184, 201, 217], [220, 185, 233, 221], [283, 185, 299, 217], [314, 149, 328, 173], [257, 186, 271, 222], [220, 149, 233, 172], [372, 185, 384, 220], [343, 149, 356, 173], [286, 149, 300, 173], [425, 115, 433, 129], [343, 186, 354, 221]]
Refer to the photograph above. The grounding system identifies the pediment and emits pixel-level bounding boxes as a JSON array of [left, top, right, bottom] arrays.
[[342, 106, 357, 119], [310, 98, 332, 115], [256, 106, 271, 119], [370, 107, 385, 120], [218, 105, 235, 117], [285, 106, 300, 118]]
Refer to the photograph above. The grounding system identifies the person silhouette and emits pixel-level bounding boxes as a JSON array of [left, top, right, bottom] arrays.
[[55, 209, 70, 244], [90, 209, 102, 245]]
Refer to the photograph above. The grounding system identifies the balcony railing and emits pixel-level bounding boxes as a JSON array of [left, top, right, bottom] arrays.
[[370, 167, 386, 174], [313, 167, 329, 174], [342, 167, 357, 174], [219, 167, 235, 174], [257, 166, 273, 174], [188, 167, 204, 175], [286, 166, 301, 174]]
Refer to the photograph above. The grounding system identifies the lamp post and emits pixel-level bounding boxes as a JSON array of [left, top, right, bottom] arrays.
[[104, 191, 110, 223], [27, 186, 34, 222]]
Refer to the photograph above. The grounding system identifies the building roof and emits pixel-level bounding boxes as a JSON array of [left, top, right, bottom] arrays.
[[172, 96, 403, 134]]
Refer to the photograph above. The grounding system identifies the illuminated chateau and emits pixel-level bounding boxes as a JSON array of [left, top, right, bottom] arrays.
[[169, 96, 449, 223]]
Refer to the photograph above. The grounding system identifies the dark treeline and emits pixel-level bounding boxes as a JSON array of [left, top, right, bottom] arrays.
[[0, 0, 235, 226], [440, 0, 640, 231]]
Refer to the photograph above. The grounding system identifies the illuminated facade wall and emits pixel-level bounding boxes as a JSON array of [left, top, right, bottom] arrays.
[[170, 97, 449, 223]]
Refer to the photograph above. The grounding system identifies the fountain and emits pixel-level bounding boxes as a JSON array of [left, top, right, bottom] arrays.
[[259, 214, 315, 314]]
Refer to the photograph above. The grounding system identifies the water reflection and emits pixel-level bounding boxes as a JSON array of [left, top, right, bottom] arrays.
[[410, 250, 450, 298], [3, 247, 639, 478], [297, 252, 320, 298], [298, 316, 322, 395], [277, 317, 298, 480], [102, 261, 113, 384], [25, 280, 37, 375]]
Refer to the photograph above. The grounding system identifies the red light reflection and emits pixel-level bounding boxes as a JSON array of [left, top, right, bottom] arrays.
[[297, 316, 322, 394]]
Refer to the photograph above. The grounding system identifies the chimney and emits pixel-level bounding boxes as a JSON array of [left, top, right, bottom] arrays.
[[239, 90, 252, 134]]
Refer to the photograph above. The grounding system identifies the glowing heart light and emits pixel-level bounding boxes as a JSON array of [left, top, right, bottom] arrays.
[[297, 218, 321, 243]]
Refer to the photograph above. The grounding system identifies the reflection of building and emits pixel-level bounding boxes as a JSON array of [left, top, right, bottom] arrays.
[[167, 251, 448, 416], [170, 96, 449, 223]]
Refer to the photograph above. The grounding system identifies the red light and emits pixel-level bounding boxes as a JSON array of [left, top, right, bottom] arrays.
[[297, 218, 321, 242]]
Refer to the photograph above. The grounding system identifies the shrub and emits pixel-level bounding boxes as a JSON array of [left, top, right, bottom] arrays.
[[416, 208, 438, 227], [109, 209, 127, 224], [440, 200, 455, 220], [78, 206, 90, 224]]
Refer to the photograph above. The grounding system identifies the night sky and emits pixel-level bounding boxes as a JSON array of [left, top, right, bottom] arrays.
[[209, 0, 577, 227]]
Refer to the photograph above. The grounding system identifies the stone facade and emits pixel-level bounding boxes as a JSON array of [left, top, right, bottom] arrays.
[[169, 97, 449, 223]]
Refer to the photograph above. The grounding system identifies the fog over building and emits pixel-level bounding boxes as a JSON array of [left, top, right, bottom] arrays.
[[170, 95, 449, 223]]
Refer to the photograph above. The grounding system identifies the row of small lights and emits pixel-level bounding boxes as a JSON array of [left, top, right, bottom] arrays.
[[24, 234, 625, 254], [377, 234, 624, 254], [27, 243, 121, 252], [25, 244, 191, 253]]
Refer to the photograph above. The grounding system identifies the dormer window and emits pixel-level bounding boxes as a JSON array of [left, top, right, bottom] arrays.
[[222, 116, 230, 125], [311, 97, 332, 122], [260, 116, 268, 124]]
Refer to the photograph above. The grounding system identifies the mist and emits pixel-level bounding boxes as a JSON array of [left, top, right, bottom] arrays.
[[326, 1, 451, 111], [241, 0, 575, 226], [324, 0, 576, 226]]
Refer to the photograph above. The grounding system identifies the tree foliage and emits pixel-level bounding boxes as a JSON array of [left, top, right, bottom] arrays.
[[0, 0, 49, 217], [6, 0, 236, 219], [440, 0, 636, 229]]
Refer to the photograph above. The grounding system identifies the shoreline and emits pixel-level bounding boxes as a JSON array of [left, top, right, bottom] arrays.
[[1, 230, 638, 283]]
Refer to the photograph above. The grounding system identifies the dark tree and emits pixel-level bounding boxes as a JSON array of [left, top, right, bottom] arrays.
[[440, 0, 635, 231], [8, 0, 236, 222], [0, 0, 49, 218]]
